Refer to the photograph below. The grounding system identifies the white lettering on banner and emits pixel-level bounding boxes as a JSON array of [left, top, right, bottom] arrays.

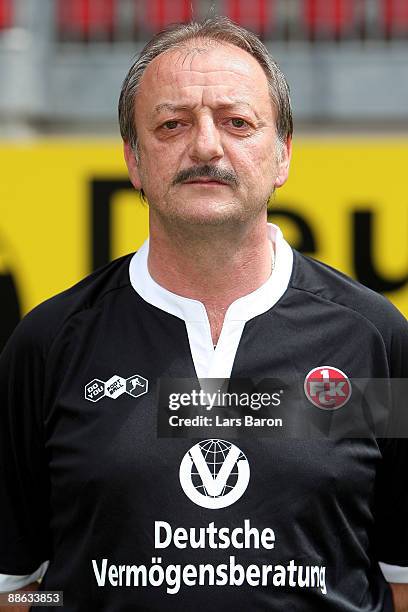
[[92, 519, 328, 596], [168, 390, 282, 411], [244, 416, 283, 427], [154, 520, 275, 550], [91, 556, 327, 595]]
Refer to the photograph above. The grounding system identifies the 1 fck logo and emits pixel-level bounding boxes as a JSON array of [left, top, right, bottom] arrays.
[[179, 439, 250, 509], [304, 366, 351, 410]]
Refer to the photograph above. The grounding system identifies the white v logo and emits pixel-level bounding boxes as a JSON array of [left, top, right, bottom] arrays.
[[189, 444, 241, 497], [180, 440, 250, 509]]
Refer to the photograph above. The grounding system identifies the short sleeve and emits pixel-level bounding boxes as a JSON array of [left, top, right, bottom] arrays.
[[373, 304, 408, 582], [0, 311, 51, 578]]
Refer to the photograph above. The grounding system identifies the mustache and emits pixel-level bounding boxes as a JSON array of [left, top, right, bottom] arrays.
[[172, 164, 238, 187]]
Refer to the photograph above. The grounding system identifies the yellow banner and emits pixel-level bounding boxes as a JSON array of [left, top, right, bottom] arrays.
[[0, 139, 406, 347]]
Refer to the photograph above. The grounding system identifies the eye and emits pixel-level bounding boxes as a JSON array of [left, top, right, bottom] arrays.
[[162, 120, 180, 130], [229, 118, 249, 129]]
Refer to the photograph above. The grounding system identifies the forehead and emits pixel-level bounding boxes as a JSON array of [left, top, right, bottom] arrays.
[[136, 42, 271, 114]]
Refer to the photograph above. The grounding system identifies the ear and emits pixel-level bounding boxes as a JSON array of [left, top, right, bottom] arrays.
[[123, 141, 142, 190], [274, 136, 292, 189]]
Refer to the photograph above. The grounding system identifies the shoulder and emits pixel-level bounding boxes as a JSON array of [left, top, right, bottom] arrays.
[[289, 250, 407, 356], [1, 253, 134, 360]]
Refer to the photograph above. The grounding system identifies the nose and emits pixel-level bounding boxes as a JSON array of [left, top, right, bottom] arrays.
[[188, 116, 224, 163]]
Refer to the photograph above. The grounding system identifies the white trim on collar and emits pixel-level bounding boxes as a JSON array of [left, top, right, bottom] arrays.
[[379, 562, 408, 584], [129, 223, 293, 378]]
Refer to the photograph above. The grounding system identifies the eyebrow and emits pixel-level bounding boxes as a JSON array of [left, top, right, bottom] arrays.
[[153, 100, 257, 115]]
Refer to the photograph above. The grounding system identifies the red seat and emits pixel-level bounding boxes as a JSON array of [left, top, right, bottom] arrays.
[[223, 0, 271, 35], [57, 0, 115, 40], [0, 0, 13, 30], [382, 0, 408, 34], [304, 0, 356, 38], [145, 0, 194, 33]]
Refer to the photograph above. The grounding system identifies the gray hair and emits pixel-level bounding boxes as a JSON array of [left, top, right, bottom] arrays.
[[118, 16, 293, 161]]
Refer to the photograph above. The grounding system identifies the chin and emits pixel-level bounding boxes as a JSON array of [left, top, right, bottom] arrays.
[[172, 203, 248, 227]]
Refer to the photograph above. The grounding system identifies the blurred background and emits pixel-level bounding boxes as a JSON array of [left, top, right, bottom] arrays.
[[0, 0, 407, 350]]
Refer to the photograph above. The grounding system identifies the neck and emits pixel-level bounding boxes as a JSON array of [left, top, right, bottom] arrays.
[[147, 213, 273, 345]]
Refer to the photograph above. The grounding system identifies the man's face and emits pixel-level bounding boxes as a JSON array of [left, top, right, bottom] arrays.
[[124, 41, 291, 226]]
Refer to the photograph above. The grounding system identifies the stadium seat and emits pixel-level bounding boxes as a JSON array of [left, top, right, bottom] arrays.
[[0, 0, 13, 30], [145, 0, 194, 33], [382, 0, 408, 36], [304, 0, 356, 39], [57, 0, 116, 41], [222, 0, 271, 36]]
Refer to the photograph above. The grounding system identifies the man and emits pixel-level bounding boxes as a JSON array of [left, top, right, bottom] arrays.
[[0, 16, 407, 612]]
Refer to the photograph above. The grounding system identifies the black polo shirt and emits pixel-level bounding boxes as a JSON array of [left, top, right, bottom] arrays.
[[0, 225, 407, 611]]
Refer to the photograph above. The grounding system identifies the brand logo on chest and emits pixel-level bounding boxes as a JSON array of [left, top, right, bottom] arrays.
[[179, 439, 250, 509], [85, 374, 149, 402]]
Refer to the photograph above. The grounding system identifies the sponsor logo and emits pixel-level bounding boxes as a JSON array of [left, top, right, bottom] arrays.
[[179, 439, 250, 509], [304, 366, 351, 410], [85, 374, 148, 402], [105, 375, 126, 399], [126, 375, 149, 397]]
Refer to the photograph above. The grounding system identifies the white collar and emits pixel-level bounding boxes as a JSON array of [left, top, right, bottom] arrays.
[[129, 223, 293, 378]]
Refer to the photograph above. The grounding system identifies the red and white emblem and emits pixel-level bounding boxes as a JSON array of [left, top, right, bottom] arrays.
[[304, 366, 351, 410]]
